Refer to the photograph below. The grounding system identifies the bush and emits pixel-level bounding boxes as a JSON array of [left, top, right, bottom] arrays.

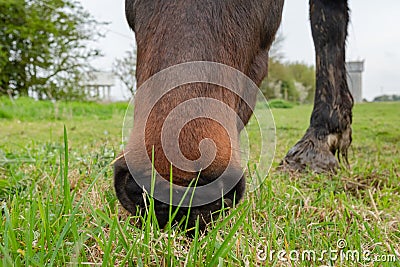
[[268, 99, 294, 109], [0, 109, 13, 119]]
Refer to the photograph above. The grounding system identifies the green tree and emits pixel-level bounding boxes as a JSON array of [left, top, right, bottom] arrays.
[[260, 31, 316, 103], [0, 0, 103, 100], [260, 59, 315, 103], [287, 62, 316, 103]]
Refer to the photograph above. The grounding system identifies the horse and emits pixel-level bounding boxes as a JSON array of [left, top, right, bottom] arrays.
[[114, 0, 353, 231]]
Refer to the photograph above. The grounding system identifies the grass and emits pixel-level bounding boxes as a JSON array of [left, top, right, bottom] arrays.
[[0, 97, 399, 266]]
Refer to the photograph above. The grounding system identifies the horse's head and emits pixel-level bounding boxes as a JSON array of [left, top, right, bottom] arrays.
[[114, 0, 283, 229]]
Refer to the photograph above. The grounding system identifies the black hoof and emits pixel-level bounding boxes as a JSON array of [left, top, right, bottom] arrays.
[[281, 126, 352, 173]]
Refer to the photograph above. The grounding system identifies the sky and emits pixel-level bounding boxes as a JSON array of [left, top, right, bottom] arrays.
[[80, 0, 400, 101]]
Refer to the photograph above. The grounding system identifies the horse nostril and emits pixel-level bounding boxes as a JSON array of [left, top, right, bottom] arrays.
[[114, 153, 246, 231]]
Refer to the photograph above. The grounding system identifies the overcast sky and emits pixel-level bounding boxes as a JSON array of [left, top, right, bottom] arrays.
[[80, 0, 400, 101]]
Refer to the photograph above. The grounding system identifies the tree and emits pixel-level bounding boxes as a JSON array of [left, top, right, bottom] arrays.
[[260, 59, 294, 100], [261, 60, 315, 103], [373, 94, 400, 102], [269, 31, 285, 60], [259, 31, 316, 103], [287, 62, 316, 103], [0, 0, 103, 100], [112, 47, 136, 96]]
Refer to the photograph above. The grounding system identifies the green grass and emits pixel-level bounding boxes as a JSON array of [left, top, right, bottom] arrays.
[[0, 96, 127, 121], [0, 98, 399, 266]]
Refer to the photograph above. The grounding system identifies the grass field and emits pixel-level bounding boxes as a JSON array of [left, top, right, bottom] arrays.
[[0, 97, 399, 266]]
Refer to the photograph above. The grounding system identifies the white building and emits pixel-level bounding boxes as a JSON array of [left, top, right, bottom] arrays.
[[84, 71, 115, 102], [346, 61, 365, 103]]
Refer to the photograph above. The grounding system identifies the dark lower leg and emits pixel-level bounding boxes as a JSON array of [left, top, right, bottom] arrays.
[[282, 0, 353, 172]]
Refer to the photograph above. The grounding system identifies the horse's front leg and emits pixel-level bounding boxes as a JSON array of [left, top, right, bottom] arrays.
[[282, 0, 353, 172]]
